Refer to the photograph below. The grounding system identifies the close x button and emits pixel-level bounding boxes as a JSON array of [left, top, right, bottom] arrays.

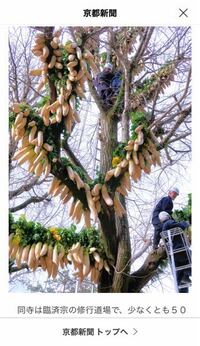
[[179, 8, 188, 17]]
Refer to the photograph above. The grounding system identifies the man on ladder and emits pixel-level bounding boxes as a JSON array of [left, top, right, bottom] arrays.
[[152, 187, 180, 250], [159, 211, 191, 293]]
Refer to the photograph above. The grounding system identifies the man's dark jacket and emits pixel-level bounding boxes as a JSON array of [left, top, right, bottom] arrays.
[[162, 219, 190, 250], [162, 219, 189, 232], [152, 196, 173, 226], [95, 71, 114, 92]]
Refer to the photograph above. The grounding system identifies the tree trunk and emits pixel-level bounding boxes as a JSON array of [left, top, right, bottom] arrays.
[[112, 196, 131, 292], [100, 113, 118, 174], [99, 112, 131, 292]]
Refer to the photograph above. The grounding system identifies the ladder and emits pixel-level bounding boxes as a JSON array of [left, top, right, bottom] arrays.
[[160, 227, 192, 292]]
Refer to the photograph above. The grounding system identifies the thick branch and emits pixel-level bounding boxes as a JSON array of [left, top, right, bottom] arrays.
[[51, 161, 89, 207], [121, 68, 130, 142], [63, 142, 92, 181], [128, 246, 167, 292], [87, 79, 106, 114], [9, 263, 29, 273], [9, 193, 49, 212]]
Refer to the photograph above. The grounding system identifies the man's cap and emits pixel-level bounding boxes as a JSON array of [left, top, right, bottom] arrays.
[[104, 63, 113, 70], [159, 211, 171, 222], [169, 187, 179, 195]]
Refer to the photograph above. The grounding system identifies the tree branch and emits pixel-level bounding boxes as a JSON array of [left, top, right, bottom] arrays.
[[161, 106, 191, 146], [87, 79, 106, 114], [9, 177, 46, 199], [150, 67, 191, 130], [131, 239, 152, 264], [128, 246, 167, 292], [9, 193, 49, 212], [62, 141, 92, 181], [9, 263, 29, 273], [9, 41, 19, 102], [167, 132, 191, 145], [131, 27, 155, 68]]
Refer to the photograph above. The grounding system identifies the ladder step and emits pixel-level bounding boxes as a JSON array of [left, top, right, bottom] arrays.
[[175, 264, 191, 271], [178, 283, 192, 289], [161, 227, 189, 237], [167, 247, 190, 254]]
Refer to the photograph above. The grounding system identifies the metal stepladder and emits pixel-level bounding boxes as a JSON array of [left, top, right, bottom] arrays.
[[160, 227, 192, 292]]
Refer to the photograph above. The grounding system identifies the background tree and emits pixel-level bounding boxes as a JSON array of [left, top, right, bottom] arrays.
[[9, 26, 191, 293]]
